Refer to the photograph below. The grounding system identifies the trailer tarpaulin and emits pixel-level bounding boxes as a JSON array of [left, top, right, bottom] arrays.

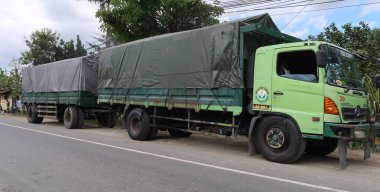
[[98, 13, 279, 89], [22, 55, 99, 93]]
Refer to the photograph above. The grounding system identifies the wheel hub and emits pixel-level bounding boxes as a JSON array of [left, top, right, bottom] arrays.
[[130, 118, 141, 133], [266, 128, 285, 149]]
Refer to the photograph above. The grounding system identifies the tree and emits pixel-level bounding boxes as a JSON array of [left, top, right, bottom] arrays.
[[90, 0, 224, 43], [0, 68, 8, 92], [309, 22, 380, 77], [75, 35, 87, 56], [20, 28, 88, 65], [0, 67, 21, 98], [20, 28, 59, 65], [8, 68, 22, 98]]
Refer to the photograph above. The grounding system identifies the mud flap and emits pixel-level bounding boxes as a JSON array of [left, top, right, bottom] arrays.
[[364, 140, 371, 160], [338, 138, 348, 169], [248, 116, 260, 156]]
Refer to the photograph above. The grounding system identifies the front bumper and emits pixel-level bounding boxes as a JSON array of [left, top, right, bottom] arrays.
[[324, 122, 380, 168], [324, 122, 380, 141]]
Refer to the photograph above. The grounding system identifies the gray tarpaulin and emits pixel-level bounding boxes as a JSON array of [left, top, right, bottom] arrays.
[[98, 13, 280, 89], [22, 55, 99, 93]]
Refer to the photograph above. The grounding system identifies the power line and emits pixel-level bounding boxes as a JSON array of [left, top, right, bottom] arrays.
[[219, 0, 292, 9], [223, 0, 345, 13], [281, 0, 313, 30], [220, 1, 380, 18], [224, 0, 311, 13]]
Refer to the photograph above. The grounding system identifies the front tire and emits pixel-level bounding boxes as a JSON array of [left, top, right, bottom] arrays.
[[64, 106, 78, 129], [125, 108, 152, 141], [305, 138, 338, 156], [27, 104, 43, 124], [255, 116, 306, 163]]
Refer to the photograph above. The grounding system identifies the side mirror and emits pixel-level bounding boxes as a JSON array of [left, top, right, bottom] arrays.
[[374, 75, 380, 89], [316, 50, 328, 68]]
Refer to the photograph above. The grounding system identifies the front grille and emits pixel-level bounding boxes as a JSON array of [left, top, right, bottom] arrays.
[[341, 107, 367, 121]]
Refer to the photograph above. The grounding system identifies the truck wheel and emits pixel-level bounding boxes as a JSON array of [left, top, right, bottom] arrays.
[[64, 106, 78, 129], [148, 126, 159, 140], [125, 108, 151, 141], [95, 112, 116, 128], [305, 138, 338, 156], [35, 116, 44, 124], [27, 104, 43, 124], [254, 116, 306, 163], [168, 129, 192, 137], [76, 107, 85, 129]]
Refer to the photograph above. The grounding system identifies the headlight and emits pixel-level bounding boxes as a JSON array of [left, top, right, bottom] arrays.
[[354, 130, 366, 139]]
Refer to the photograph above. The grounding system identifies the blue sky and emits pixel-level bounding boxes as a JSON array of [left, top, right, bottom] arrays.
[[221, 0, 380, 39], [0, 0, 379, 70]]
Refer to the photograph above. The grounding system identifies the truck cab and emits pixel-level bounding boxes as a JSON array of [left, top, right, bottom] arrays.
[[251, 41, 375, 167]]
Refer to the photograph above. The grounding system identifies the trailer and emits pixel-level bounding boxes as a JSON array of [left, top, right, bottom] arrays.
[[97, 14, 379, 167], [22, 55, 116, 129]]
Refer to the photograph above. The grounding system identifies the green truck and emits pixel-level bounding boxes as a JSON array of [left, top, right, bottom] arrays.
[[23, 14, 379, 167]]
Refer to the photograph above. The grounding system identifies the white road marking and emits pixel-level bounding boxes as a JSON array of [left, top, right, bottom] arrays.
[[0, 122, 349, 192]]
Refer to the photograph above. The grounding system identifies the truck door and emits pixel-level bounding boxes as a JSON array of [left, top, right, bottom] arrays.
[[271, 49, 324, 135]]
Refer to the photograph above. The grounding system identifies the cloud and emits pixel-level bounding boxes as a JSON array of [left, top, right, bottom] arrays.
[[0, 0, 101, 70], [281, 13, 328, 38], [359, 2, 380, 17]]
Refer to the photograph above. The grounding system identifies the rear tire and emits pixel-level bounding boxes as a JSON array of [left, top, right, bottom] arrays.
[[95, 112, 116, 128], [27, 104, 43, 124], [168, 129, 192, 137], [255, 116, 306, 163], [305, 138, 338, 156], [64, 106, 78, 129], [76, 107, 85, 129], [148, 126, 159, 140], [125, 108, 151, 141]]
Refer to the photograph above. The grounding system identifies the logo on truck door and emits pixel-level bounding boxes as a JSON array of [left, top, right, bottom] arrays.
[[256, 87, 269, 102]]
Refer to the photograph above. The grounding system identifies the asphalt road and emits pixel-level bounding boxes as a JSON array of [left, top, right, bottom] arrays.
[[0, 115, 379, 192]]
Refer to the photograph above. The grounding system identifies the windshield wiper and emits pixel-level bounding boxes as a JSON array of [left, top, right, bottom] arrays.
[[344, 85, 351, 93], [342, 78, 362, 93]]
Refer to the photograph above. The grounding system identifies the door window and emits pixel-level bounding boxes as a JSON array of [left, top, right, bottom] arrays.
[[277, 50, 318, 82]]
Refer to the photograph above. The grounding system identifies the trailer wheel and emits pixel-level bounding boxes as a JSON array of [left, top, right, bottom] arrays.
[[168, 129, 192, 137], [148, 126, 159, 140], [27, 104, 43, 124], [76, 107, 85, 129], [305, 138, 338, 156], [125, 108, 151, 141], [64, 106, 78, 129], [95, 112, 116, 128], [254, 116, 306, 163]]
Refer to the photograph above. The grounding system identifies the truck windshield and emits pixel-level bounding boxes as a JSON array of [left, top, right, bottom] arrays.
[[320, 44, 363, 90]]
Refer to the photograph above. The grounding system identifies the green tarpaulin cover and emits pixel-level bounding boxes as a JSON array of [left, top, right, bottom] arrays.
[[22, 55, 99, 93], [98, 14, 279, 89]]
